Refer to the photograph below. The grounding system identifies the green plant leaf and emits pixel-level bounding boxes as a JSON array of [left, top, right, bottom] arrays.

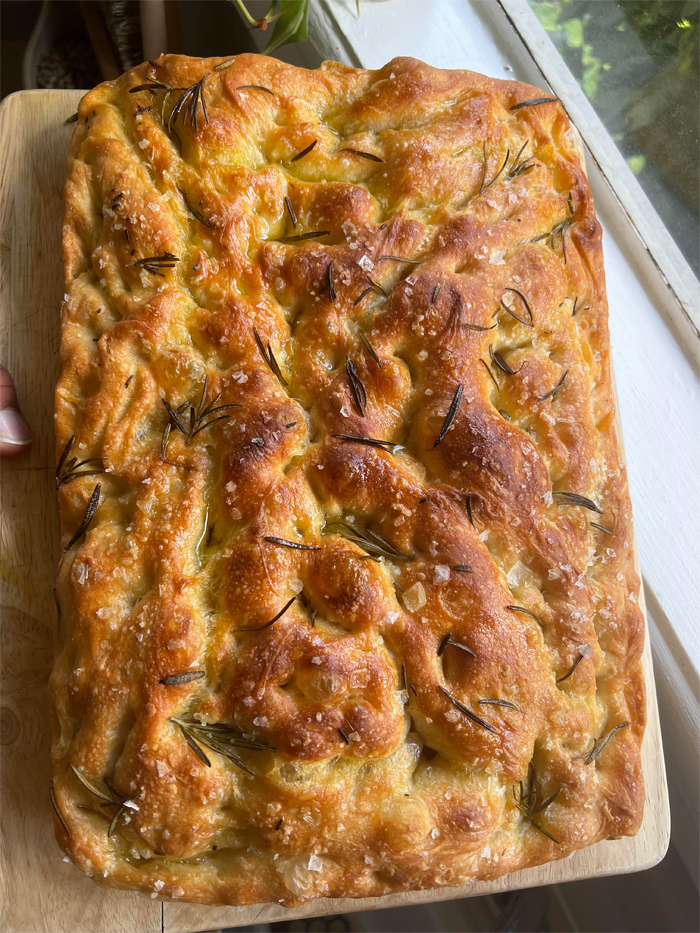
[[532, 2, 562, 32], [264, 0, 309, 54], [563, 17, 583, 48], [626, 154, 646, 175]]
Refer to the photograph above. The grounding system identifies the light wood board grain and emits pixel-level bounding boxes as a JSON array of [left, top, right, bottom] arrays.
[[0, 89, 670, 933]]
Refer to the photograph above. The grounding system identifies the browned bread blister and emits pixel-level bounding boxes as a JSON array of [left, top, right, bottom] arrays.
[[52, 53, 645, 907]]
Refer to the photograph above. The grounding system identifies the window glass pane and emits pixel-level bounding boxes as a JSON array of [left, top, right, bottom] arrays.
[[529, 0, 699, 274]]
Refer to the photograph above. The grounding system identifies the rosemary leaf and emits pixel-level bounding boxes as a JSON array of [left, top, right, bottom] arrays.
[[479, 698, 523, 712], [510, 96, 559, 110], [178, 187, 215, 227], [431, 383, 463, 448], [243, 595, 297, 631], [340, 148, 383, 162], [358, 331, 382, 367], [280, 230, 330, 242], [552, 491, 602, 513], [346, 358, 367, 416], [236, 85, 274, 94], [50, 780, 71, 837], [65, 484, 101, 551], [556, 650, 587, 684], [332, 434, 403, 454], [438, 685, 495, 733], [160, 671, 206, 685], [290, 140, 317, 162], [437, 633, 476, 658], [264, 536, 320, 550], [284, 195, 297, 228], [506, 605, 545, 626], [537, 369, 568, 402]]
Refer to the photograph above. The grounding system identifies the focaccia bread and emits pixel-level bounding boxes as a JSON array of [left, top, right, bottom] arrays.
[[52, 53, 646, 908]]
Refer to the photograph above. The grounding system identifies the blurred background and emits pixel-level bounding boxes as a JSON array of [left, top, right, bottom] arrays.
[[0, 2, 697, 931]]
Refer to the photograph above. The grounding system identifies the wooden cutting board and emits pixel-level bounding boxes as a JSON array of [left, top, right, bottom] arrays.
[[0, 89, 670, 933]]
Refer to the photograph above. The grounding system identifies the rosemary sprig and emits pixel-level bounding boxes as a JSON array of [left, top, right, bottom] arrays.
[[338, 728, 350, 745], [591, 522, 613, 535], [481, 146, 510, 194], [264, 536, 320, 550], [275, 817, 283, 830], [242, 595, 297, 631], [178, 187, 215, 227], [437, 633, 476, 658], [432, 284, 442, 303], [328, 260, 337, 301], [506, 605, 545, 626], [50, 781, 71, 837], [512, 762, 560, 843], [161, 399, 189, 460], [331, 434, 404, 454], [510, 96, 559, 111], [160, 671, 206, 685], [498, 409, 512, 421], [280, 230, 330, 243], [290, 140, 317, 162], [532, 195, 574, 263], [55, 435, 104, 488], [236, 85, 274, 94], [573, 722, 629, 764], [400, 660, 407, 691], [556, 649, 587, 684], [346, 358, 367, 416], [431, 383, 463, 448], [323, 521, 412, 561], [500, 287, 534, 326], [171, 719, 275, 773], [479, 698, 523, 712], [162, 377, 240, 447], [538, 370, 568, 401], [125, 252, 180, 276], [454, 564, 472, 572], [490, 345, 523, 376], [552, 491, 602, 513], [213, 57, 235, 71], [358, 331, 382, 367], [284, 195, 297, 227], [340, 148, 383, 162], [65, 484, 101, 551], [438, 685, 495, 733], [507, 140, 537, 179], [253, 326, 288, 386], [168, 74, 209, 135], [66, 112, 79, 124]]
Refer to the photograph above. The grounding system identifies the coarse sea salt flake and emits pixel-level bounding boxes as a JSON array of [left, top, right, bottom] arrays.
[[402, 582, 426, 612]]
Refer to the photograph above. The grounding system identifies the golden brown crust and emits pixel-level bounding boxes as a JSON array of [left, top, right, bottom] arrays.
[[52, 53, 645, 907]]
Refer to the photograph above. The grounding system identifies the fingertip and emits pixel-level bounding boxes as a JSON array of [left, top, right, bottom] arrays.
[[0, 408, 33, 454]]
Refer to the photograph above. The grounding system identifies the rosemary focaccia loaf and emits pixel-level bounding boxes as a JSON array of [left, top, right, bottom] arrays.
[[52, 53, 646, 908]]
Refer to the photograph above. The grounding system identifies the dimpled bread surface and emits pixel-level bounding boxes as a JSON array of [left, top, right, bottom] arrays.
[[51, 53, 645, 907]]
